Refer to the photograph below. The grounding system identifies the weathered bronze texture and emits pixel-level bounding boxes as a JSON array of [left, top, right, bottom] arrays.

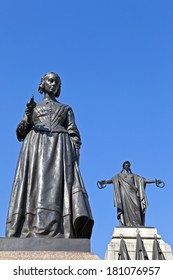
[[6, 72, 93, 239], [98, 161, 163, 227]]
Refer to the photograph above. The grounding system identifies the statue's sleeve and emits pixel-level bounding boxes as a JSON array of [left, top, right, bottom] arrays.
[[16, 113, 33, 141], [66, 107, 82, 149]]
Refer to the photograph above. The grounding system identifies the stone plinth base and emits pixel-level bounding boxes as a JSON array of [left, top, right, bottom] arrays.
[[0, 251, 99, 260], [0, 238, 99, 260], [0, 238, 90, 252], [104, 227, 173, 260]]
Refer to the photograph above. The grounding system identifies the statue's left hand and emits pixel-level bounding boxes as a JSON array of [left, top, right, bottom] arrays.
[[155, 179, 165, 188], [18, 121, 30, 135], [155, 179, 161, 185]]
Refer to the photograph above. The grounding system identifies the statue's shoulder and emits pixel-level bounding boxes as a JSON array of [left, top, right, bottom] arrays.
[[61, 103, 71, 109], [133, 174, 145, 182], [133, 173, 142, 178], [112, 173, 120, 180], [58, 103, 72, 114]]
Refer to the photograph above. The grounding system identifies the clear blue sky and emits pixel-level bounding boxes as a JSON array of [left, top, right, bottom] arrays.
[[0, 1, 173, 259]]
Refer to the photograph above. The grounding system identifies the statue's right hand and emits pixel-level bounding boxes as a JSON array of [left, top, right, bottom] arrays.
[[97, 180, 107, 189], [100, 180, 107, 185], [25, 95, 36, 120], [26, 95, 36, 111]]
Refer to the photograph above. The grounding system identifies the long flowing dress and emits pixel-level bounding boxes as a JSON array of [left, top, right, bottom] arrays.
[[112, 172, 148, 226], [6, 98, 94, 238]]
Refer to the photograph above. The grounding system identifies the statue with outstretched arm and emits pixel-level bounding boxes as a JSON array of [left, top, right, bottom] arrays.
[[97, 161, 164, 227]]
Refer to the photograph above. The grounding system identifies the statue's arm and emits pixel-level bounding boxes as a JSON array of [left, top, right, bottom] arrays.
[[144, 179, 161, 185], [16, 115, 33, 141], [66, 107, 81, 147], [101, 179, 113, 184], [16, 95, 36, 141], [66, 107, 82, 164]]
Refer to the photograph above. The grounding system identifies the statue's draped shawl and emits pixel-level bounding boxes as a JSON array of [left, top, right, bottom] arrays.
[[112, 173, 148, 226]]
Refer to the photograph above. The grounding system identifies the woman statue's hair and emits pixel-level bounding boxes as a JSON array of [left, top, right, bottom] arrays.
[[38, 72, 61, 97]]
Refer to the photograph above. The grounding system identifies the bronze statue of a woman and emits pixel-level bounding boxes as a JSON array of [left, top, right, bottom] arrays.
[[6, 72, 94, 238]]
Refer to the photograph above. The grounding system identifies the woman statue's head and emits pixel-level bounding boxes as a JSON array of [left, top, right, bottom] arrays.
[[38, 72, 61, 97]]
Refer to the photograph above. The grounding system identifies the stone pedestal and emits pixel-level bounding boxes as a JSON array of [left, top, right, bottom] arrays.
[[0, 251, 99, 260], [0, 238, 90, 252], [0, 238, 99, 260], [104, 227, 173, 260]]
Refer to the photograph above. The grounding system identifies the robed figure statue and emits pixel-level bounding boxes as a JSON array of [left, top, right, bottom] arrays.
[[98, 161, 162, 227], [6, 72, 94, 239]]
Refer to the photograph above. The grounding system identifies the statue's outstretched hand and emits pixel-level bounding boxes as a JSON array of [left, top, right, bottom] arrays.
[[97, 180, 107, 189], [155, 179, 161, 185], [155, 179, 165, 188], [100, 180, 107, 185]]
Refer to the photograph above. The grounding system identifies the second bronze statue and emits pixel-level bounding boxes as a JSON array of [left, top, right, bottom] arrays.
[[98, 161, 164, 227], [6, 72, 94, 239]]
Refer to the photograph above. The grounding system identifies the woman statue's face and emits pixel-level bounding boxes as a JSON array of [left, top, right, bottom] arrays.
[[44, 73, 60, 96]]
